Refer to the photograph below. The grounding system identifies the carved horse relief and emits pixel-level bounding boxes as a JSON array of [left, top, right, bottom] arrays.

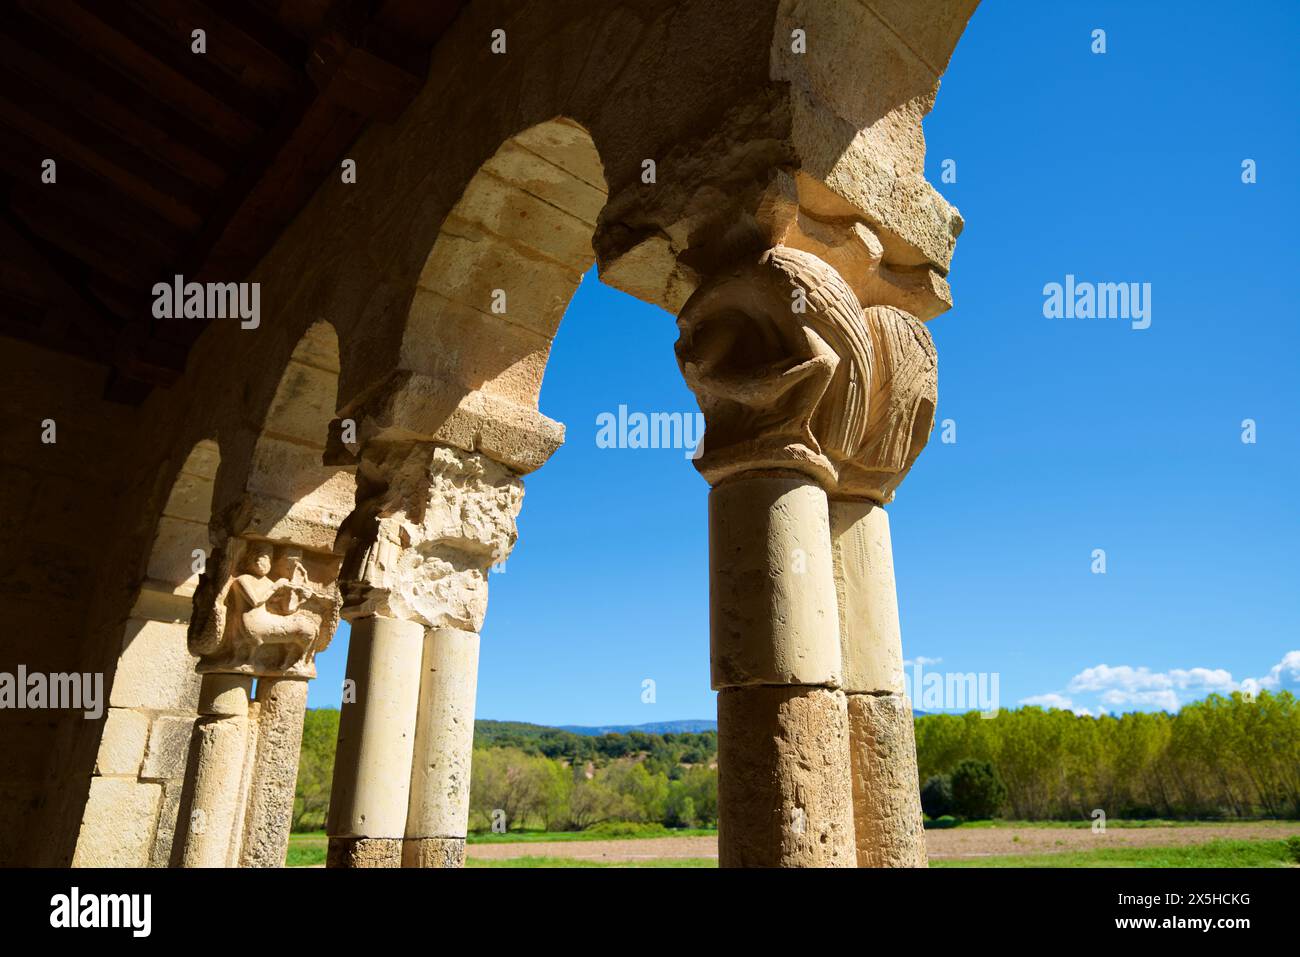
[[189, 539, 340, 678]]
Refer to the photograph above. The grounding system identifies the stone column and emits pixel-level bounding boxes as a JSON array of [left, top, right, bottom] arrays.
[[677, 242, 938, 867], [239, 676, 310, 866], [831, 501, 927, 867], [180, 673, 254, 867], [677, 247, 869, 867], [180, 536, 343, 867], [403, 626, 480, 867], [328, 439, 523, 867], [710, 474, 854, 867], [325, 614, 424, 867]]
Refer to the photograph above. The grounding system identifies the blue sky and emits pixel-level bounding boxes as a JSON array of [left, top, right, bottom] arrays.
[[310, 0, 1299, 721]]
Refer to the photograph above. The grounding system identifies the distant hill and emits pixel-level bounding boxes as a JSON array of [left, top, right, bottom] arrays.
[[558, 720, 717, 736], [471, 718, 718, 761]]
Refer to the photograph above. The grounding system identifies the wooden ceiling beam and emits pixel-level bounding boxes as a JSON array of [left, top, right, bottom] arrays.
[[0, 212, 121, 356], [125, 0, 310, 108], [0, 96, 207, 231], [0, 66, 221, 209], [0, 0, 472, 403], [0, 10, 242, 178], [0, 126, 193, 250], [16, 0, 265, 147]]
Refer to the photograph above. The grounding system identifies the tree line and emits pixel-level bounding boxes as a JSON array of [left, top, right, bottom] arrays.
[[915, 691, 1300, 820], [293, 691, 1299, 830]]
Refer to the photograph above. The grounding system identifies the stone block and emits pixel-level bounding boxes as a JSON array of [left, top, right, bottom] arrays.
[[94, 707, 149, 776], [145, 514, 211, 587], [110, 618, 201, 711], [416, 223, 581, 340], [482, 140, 606, 224], [149, 780, 185, 867], [71, 778, 162, 867], [141, 714, 196, 782], [259, 358, 338, 446]]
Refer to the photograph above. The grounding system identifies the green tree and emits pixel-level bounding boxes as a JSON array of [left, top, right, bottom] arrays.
[[950, 759, 1007, 819], [293, 708, 339, 831], [920, 774, 953, 819]]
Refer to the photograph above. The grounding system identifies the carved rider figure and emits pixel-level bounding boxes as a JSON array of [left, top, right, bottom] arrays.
[[231, 545, 318, 650], [190, 540, 338, 677]]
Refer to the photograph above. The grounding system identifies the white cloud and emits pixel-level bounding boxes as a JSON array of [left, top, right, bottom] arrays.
[[1242, 650, 1300, 694], [1025, 651, 1299, 714], [1098, 687, 1180, 711], [902, 656, 943, 667], [1067, 664, 1234, 696], [1019, 692, 1093, 716]]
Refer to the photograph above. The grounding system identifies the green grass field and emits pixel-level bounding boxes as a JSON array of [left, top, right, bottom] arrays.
[[937, 818, 1298, 830], [284, 825, 719, 866], [285, 831, 1300, 869], [932, 838, 1299, 868], [467, 826, 717, 844], [465, 856, 718, 868], [459, 840, 1298, 869]]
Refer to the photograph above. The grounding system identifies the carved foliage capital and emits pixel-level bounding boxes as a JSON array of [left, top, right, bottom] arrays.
[[337, 441, 523, 630], [675, 245, 936, 502]]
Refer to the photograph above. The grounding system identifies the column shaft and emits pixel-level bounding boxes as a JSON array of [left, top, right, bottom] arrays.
[[239, 677, 309, 867], [326, 615, 423, 867], [403, 626, 480, 868], [830, 500, 927, 867], [709, 474, 854, 867], [180, 673, 254, 867]]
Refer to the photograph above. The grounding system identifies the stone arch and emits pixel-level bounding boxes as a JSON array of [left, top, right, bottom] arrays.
[[175, 320, 354, 867], [243, 321, 356, 551], [401, 117, 608, 411], [301, 2, 980, 870], [330, 117, 629, 477], [73, 438, 219, 867]]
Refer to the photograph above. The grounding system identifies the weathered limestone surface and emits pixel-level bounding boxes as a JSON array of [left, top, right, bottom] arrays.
[[337, 442, 522, 629], [677, 245, 937, 502], [847, 693, 927, 867], [830, 501, 905, 695], [189, 539, 341, 679], [7, 0, 977, 865], [402, 837, 467, 869], [71, 779, 162, 868], [331, 441, 524, 868], [178, 675, 254, 868], [327, 837, 403, 869], [405, 627, 480, 851], [326, 616, 423, 846], [110, 620, 203, 711], [141, 715, 196, 781], [151, 781, 186, 868], [708, 475, 841, 689], [94, 708, 149, 777], [239, 678, 309, 867], [677, 230, 943, 865], [717, 686, 855, 867]]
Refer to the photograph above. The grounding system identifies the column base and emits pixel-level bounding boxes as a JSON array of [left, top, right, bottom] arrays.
[[847, 692, 927, 867], [402, 836, 466, 868], [717, 685, 855, 867], [327, 836, 402, 868]]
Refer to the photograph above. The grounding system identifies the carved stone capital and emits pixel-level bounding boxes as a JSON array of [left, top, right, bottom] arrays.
[[675, 245, 936, 502], [188, 537, 342, 679], [336, 441, 522, 630]]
